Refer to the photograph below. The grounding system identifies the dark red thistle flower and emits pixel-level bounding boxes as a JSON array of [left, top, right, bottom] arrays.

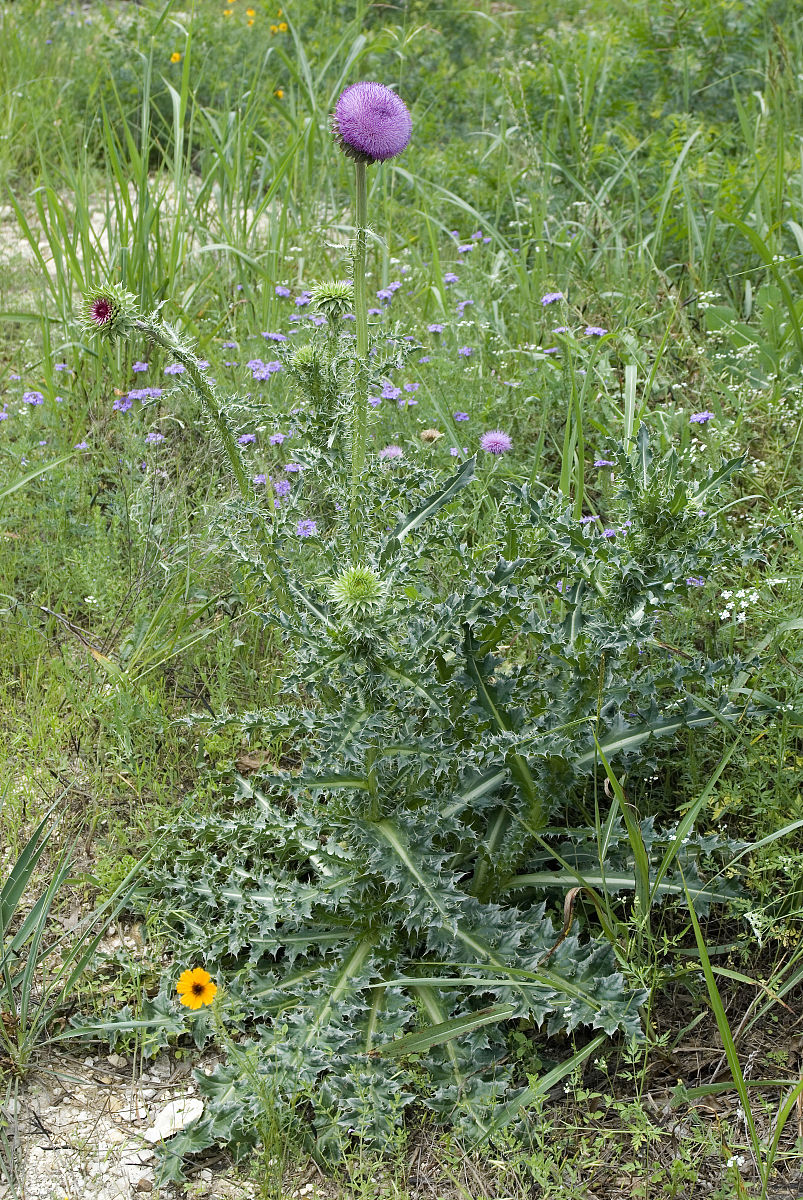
[[333, 82, 411, 165], [90, 297, 114, 326]]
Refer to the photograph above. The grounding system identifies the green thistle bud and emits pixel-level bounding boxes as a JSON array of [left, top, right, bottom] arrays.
[[329, 565, 387, 619], [310, 280, 354, 321], [80, 283, 140, 340]]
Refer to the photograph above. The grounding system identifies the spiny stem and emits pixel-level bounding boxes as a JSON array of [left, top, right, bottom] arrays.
[[350, 159, 369, 547]]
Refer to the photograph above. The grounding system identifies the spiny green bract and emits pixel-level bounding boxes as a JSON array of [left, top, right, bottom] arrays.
[[328, 565, 388, 618], [310, 279, 355, 321]]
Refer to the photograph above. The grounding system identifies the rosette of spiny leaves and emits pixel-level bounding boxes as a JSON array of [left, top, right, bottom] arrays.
[[133, 429, 764, 1178]]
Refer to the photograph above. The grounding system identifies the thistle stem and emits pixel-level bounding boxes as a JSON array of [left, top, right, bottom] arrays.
[[350, 159, 369, 546]]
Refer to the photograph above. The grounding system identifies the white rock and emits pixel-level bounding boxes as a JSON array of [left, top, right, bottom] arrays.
[[143, 1098, 204, 1143], [141, 1087, 156, 1099]]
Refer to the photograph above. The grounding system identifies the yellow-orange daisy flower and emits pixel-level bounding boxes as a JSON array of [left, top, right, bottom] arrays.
[[170, 52, 181, 63], [274, 88, 284, 98], [270, 23, 278, 33], [176, 967, 217, 1009], [246, 7, 255, 13], [278, 21, 288, 31]]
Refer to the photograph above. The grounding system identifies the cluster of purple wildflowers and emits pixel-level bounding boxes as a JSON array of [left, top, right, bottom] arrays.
[[275, 285, 291, 298], [238, 433, 257, 445], [248, 359, 283, 381], [690, 411, 715, 424], [541, 292, 564, 306], [126, 387, 164, 401], [297, 519, 317, 537], [262, 331, 287, 342], [376, 280, 403, 302], [145, 431, 164, 445], [23, 391, 44, 405], [164, 363, 185, 376], [113, 396, 133, 413]]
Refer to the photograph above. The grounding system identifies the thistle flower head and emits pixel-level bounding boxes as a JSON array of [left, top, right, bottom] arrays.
[[333, 82, 411, 164], [329, 565, 388, 619], [310, 279, 354, 320], [419, 428, 443, 444], [480, 430, 513, 455], [80, 283, 140, 340]]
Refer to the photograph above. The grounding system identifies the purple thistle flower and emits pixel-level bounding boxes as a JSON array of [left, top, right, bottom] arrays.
[[145, 431, 164, 444], [88, 297, 114, 327], [164, 363, 185, 375], [238, 433, 257, 445], [480, 430, 512, 454], [269, 432, 286, 445], [275, 285, 291, 297], [332, 81, 411, 164], [453, 411, 469, 421], [584, 325, 608, 336], [458, 346, 473, 357], [132, 360, 149, 372], [428, 323, 445, 333], [541, 292, 563, 305], [690, 411, 715, 424], [379, 444, 403, 460], [113, 395, 133, 412], [296, 518, 317, 537]]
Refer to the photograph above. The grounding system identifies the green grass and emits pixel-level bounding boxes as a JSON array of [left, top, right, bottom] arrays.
[[1, 0, 803, 1195]]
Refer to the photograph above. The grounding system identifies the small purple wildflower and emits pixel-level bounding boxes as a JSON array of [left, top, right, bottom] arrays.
[[253, 361, 283, 380], [457, 244, 475, 253], [443, 272, 459, 284], [238, 433, 257, 445], [196, 360, 210, 371], [428, 323, 445, 333], [552, 325, 570, 333], [274, 479, 291, 498], [368, 396, 381, 407], [0, 408, 8, 421], [376, 288, 393, 301], [472, 230, 483, 240], [368, 307, 383, 316], [253, 474, 268, 486], [132, 360, 149, 372], [275, 285, 291, 297], [404, 382, 419, 393], [23, 391, 44, 405], [418, 355, 431, 363], [456, 300, 474, 314], [453, 412, 469, 421], [127, 387, 163, 400], [269, 432, 287, 445], [541, 292, 563, 305], [594, 459, 614, 468], [584, 326, 608, 336], [262, 331, 287, 342], [9, 374, 20, 380], [686, 576, 705, 587], [295, 292, 312, 307], [382, 384, 402, 400], [602, 528, 616, 538], [458, 346, 473, 357], [284, 463, 303, 473], [164, 363, 185, 375], [74, 440, 89, 450], [113, 395, 133, 413], [53, 363, 71, 372], [579, 515, 597, 525], [296, 518, 317, 537], [222, 342, 238, 349], [332, 81, 412, 164], [145, 432, 164, 444], [690, 411, 715, 424], [480, 430, 512, 454]]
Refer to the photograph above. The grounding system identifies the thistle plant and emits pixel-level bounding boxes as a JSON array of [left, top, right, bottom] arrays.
[[331, 81, 412, 544]]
